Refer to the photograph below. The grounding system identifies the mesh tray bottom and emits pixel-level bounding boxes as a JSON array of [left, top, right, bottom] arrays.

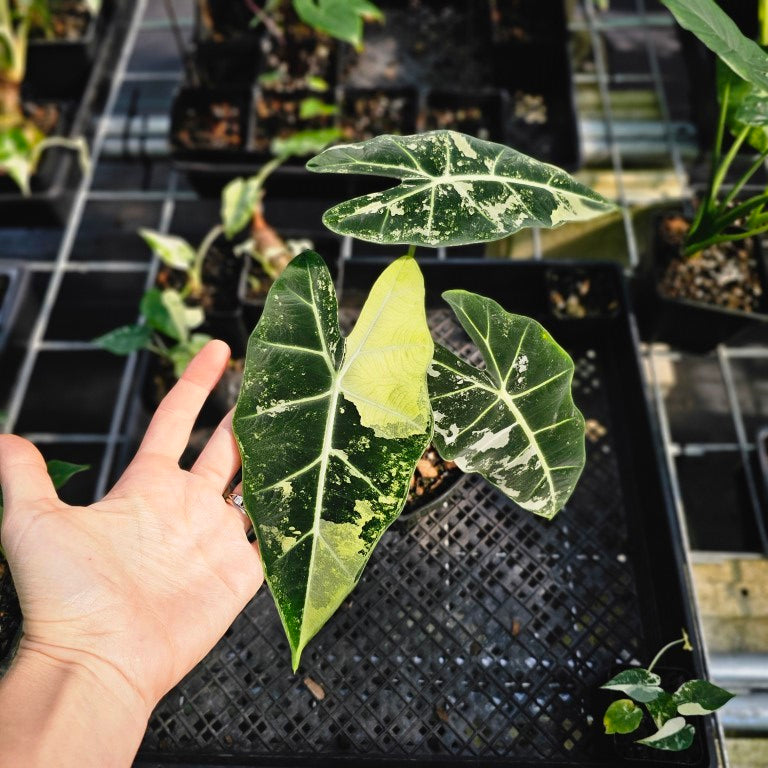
[[143, 309, 646, 763]]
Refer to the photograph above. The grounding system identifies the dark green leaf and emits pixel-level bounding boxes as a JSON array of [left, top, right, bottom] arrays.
[[46, 460, 90, 490], [293, 0, 383, 47], [308, 131, 615, 247], [93, 324, 152, 355], [645, 691, 679, 729], [168, 334, 213, 379], [717, 61, 768, 153], [233, 252, 432, 670], [140, 289, 203, 343], [673, 679, 734, 716], [271, 128, 342, 159], [428, 291, 584, 519], [636, 717, 695, 751], [604, 699, 644, 735], [602, 669, 664, 703], [660, 0, 768, 92], [299, 97, 338, 119]]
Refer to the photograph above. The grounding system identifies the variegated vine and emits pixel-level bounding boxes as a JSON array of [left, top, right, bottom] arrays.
[[601, 630, 734, 752]]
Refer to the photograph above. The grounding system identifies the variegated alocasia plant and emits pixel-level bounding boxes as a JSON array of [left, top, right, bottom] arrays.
[[234, 130, 615, 668], [233, 252, 432, 669]]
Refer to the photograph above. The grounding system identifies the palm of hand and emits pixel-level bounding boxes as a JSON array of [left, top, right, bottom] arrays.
[[0, 342, 262, 713]]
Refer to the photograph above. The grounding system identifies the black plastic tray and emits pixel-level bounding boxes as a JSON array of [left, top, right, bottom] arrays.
[[0, 262, 30, 361], [634, 212, 768, 353], [172, 0, 579, 196], [0, 0, 131, 226], [135, 260, 711, 767]]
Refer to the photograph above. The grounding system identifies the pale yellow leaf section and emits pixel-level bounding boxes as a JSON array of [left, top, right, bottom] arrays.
[[340, 256, 433, 438]]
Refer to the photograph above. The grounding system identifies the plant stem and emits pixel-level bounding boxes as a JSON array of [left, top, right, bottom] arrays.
[[709, 125, 749, 211], [723, 149, 768, 208], [243, 0, 284, 42], [406, 244, 417, 258], [761, 0, 768, 47], [647, 638, 686, 675], [683, 221, 768, 257], [713, 189, 768, 230], [190, 223, 224, 296]]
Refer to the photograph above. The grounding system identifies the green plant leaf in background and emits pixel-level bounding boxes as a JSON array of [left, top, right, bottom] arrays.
[[45, 460, 90, 490], [167, 334, 212, 379], [601, 669, 665, 703], [271, 128, 343, 159], [93, 324, 152, 355], [717, 61, 768, 153], [139, 229, 196, 272], [221, 176, 264, 240], [299, 97, 339, 119], [233, 252, 432, 670], [673, 680, 734, 716], [660, 0, 768, 93], [604, 699, 644, 735], [636, 717, 695, 751], [427, 291, 584, 519], [645, 691, 679, 729], [307, 131, 615, 247], [140, 288, 204, 343], [293, 0, 383, 48]]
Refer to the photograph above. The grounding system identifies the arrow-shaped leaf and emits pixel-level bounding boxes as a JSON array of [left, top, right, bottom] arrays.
[[233, 252, 432, 670], [427, 291, 585, 519], [139, 229, 196, 271], [636, 716, 695, 751], [307, 130, 615, 247], [660, 0, 768, 93], [601, 669, 664, 703]]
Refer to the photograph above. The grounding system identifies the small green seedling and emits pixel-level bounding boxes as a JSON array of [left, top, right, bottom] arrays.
[[242, 0, 383, 49], [661, 0, 768, 255], [95, 129, 338, 377], [94, 287, 212, 379], [0, 0, 89, 194], [0, 458, 89, 558], [233, 130, 616, 669], [602, 629, 734, 751]]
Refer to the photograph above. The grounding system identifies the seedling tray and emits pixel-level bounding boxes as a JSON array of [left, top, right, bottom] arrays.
[[136, 261, 711, 767], [172, 0, 579, 196], [0, 0, 130, 226]]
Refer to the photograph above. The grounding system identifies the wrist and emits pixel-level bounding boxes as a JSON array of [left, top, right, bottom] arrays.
[[0, 644, 151, 767]]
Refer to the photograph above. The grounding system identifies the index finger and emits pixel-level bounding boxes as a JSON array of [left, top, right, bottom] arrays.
[[137, 340, 231, 461]]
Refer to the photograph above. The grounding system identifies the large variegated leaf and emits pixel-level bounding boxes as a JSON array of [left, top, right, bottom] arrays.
[[233, 252, 432, 670], [306, 131, 614, 246], [428, 291, 584, 519]]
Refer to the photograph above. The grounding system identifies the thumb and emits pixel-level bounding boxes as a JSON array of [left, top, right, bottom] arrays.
[[0, 435, 58, 516]]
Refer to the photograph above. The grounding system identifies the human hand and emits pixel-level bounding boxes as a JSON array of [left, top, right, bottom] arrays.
[[0, 341, 262, 765]]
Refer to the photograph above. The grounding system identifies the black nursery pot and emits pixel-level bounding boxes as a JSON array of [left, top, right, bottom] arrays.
[[25, 6, 98, 99], [755, 426, 768, 528], [170, 86, 252, 160], [238, 236, 343, 329], [424, 90, 506, 143], [636, 214, 768, 354], [0, 263, 30, 362]]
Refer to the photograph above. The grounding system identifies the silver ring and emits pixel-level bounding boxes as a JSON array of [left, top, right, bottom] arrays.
[[226, 493, 247, 516]]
